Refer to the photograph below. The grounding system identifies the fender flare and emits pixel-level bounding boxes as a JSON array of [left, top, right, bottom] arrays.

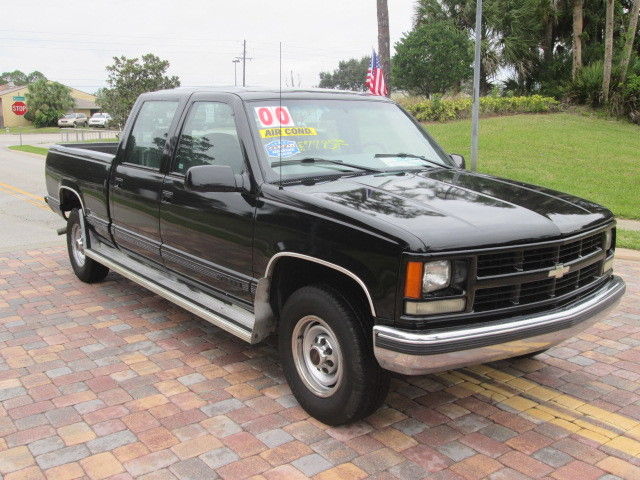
[[58, 185, 85, 219]]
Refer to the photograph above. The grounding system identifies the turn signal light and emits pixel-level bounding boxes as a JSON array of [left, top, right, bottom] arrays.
[[404, 262, 424, 299]]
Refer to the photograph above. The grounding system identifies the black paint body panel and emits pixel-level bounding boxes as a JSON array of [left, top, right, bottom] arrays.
[[44, 87, 615, 328]]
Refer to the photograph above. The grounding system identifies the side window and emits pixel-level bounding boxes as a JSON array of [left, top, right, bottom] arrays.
[[124, 101, 179, 169], [173, 102, 244, 175]]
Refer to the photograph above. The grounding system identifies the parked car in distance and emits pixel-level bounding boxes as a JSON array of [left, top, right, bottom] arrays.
[[58, 113, 87, 128], [88, 112, 112, 128], [44, 87, 625, 425]]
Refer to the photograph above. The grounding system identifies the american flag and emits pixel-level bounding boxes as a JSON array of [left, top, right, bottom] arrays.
[[365, 50, 388, 96]]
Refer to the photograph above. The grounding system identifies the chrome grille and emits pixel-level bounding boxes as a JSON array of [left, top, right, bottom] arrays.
[[473, 231, 606, 313], [477, 232, 604, 278]]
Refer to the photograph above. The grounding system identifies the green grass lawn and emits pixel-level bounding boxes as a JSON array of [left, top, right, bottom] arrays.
[[426, 113, 640, 220], [8, 145, 49, 155], [618, 230, 640, 250]]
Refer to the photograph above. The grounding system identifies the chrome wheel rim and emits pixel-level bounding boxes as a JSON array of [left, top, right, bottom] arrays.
[[70, 223, 85, 267], [291, 315, 343, 397]]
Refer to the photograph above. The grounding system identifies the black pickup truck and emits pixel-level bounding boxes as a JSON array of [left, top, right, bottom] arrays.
[[45, 87, 625, 425]]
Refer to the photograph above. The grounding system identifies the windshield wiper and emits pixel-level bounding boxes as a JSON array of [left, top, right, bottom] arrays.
[[374, 153, 450, 169], [271, 157, 382, 173]]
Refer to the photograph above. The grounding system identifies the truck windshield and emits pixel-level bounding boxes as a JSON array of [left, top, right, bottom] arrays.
[[247, 99, 452, 182]]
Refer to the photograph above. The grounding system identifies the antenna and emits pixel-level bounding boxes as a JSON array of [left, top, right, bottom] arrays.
[[279, 41, 283, 190]]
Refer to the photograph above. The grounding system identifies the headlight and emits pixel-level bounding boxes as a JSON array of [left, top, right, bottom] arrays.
[[422, 260, 451, 293]]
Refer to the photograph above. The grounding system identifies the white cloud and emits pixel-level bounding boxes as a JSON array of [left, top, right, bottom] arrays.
[[2, 0, 416, 93]]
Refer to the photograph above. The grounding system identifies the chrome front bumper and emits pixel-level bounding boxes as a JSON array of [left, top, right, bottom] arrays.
[[373, 275, 625, 375]]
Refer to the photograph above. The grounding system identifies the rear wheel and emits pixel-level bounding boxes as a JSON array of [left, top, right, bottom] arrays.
[[66, 208, 109, 283], [278, 285, 389, 425]]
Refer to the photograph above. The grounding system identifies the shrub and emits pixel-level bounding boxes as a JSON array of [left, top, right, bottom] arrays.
[[568, 61, 623, 108], [568, 62, 605, 107], [611, 74, 640, 124], [398, 95, 561, 122]]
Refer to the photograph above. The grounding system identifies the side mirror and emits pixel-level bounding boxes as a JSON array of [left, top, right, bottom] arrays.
[[185, 165, 240, 192], [450, 153, 465, 169]]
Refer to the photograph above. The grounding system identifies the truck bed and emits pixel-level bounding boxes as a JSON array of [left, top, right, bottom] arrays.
[[45, 142, 118, 232]]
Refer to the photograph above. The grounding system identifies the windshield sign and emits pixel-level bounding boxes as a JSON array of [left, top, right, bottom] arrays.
[[248, 99, 451, 182]]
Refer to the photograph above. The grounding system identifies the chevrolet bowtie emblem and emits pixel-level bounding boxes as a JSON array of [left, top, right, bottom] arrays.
[[548, 264, 570, 279]]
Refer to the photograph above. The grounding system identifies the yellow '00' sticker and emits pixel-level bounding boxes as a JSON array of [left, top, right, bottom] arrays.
[[260, 127, 318, 138]]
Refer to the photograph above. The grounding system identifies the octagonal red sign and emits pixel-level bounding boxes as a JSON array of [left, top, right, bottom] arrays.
[[11, 101, 27, 116]]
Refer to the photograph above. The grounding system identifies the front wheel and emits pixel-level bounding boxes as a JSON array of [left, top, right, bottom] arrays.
[[66, 208, 109, 283], [279, 285, 389, 425]]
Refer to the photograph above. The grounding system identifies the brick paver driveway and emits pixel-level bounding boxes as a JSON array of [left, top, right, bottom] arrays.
[[0, 247, 639, 480]]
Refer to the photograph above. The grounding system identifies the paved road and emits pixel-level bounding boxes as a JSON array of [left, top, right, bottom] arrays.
[[0, 147, 65, 252]]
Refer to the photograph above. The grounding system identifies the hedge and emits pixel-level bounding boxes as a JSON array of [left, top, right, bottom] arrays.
[[399, 95, 561, 122]]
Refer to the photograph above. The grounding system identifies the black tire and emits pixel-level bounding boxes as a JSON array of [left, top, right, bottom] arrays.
[[66, 208, 109, 283], [278, 284, 389, 426]]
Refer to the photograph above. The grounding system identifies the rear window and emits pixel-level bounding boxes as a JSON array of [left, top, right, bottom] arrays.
[[123, 101, 179, 169]]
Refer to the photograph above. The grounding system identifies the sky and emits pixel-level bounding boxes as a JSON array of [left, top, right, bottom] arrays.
[[1, 0, 417, 94]]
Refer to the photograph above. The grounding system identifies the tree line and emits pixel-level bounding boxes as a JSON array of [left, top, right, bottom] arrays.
[[319, 0, 640, 122], [1, 56, 179, 128]]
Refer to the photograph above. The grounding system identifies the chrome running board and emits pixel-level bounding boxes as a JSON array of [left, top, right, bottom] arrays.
[[85, 242, 258, 343]]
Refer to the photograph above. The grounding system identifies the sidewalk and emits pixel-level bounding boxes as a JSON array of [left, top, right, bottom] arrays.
[[618, 218, 640, 232]]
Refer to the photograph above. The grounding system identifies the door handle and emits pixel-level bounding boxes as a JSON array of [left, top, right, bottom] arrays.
[[161, 189, 174, 201], [113, 177, 124, 189]]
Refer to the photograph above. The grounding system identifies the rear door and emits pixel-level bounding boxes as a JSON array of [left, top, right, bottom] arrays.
[[109, 98, 182, 263], [159, 93, 256, 302]]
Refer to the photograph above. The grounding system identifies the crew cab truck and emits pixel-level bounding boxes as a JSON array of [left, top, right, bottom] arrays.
[[45, 88, 626, 425]]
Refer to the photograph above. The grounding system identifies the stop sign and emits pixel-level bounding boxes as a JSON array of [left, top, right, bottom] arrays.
[[11, 101, 27, 116]]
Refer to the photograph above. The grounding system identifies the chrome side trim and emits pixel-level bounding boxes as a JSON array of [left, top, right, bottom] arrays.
[[374, 275, 625, 375], [263, 252, 376, 317], [85, 247, 255, 343], [112, 226, 160, 254]]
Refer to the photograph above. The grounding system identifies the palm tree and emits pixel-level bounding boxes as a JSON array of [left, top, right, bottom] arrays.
[[377, 0, 391, 96], [572, 0, 583, 80], [602, 0, 615, 102], [619, 0, 640, 84]]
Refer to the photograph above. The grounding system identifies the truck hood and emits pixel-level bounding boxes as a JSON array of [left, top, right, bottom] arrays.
[[290, 168, 612, 251]]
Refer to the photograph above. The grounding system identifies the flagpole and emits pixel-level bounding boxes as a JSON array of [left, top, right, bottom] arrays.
[[470, 0, 482, 172]]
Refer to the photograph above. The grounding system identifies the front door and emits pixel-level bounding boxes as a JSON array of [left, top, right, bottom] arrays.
[[109, 99, 180, 263], [159, 96, 256, 303]]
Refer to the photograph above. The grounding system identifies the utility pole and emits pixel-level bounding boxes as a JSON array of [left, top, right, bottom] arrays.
[[240, 39, 253, 87], [232, 58, 240, 86], [470, 0, 483, 172], [242, 40, 247, 86]]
